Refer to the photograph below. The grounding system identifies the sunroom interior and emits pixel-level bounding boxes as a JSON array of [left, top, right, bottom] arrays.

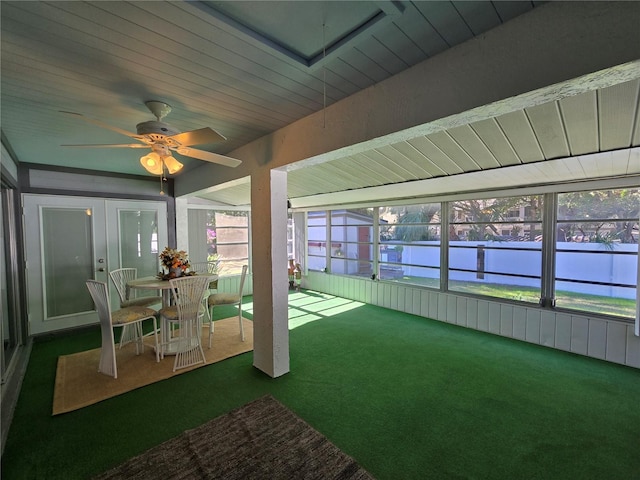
[[1, 0, 640, 462]]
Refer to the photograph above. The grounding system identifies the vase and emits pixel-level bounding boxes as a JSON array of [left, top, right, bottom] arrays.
[[170, 267, 182, 278]]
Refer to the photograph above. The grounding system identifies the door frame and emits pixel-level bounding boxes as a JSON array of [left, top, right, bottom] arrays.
[[23, 194, 168, 335]]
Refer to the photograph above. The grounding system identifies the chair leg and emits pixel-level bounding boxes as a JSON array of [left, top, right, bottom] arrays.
[[208, 306, 214, 349], [172, 318, 206, 372], [99, 337, 118, 379], [151, 317, 160, 363], [135, 322, 145, 355], [238, 305, 245, 342], [119, 324, 135, 349]]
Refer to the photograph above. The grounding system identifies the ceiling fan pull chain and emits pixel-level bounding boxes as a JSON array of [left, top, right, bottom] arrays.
[[322, 20, 327, 129]]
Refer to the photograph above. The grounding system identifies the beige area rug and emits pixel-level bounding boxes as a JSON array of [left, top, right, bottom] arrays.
[[93, 395, 375, 480], [53, 317, 253, 415]]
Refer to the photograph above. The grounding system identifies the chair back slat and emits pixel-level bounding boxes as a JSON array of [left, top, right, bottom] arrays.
[[190, 262, 219, 290], [109, 268, 137, 302], [169, 276, 212, 322], [86, 279, 112, 324]]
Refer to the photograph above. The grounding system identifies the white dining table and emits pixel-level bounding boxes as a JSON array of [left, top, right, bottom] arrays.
[[127, 274, 217, 355]]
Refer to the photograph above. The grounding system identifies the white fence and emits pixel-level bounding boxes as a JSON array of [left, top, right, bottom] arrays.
[[318, 240, 637, 299]]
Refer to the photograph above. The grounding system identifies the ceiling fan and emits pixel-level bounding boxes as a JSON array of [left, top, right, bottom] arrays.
[[61, 101, 242, 176]]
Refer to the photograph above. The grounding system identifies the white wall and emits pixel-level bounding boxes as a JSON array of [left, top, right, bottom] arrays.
[[304, 271, 640, 369], [28, 169, 162, 196], [216, 273, 253, 297]]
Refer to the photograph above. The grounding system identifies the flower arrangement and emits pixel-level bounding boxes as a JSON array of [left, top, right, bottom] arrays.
[[158, 247, 192, 279]]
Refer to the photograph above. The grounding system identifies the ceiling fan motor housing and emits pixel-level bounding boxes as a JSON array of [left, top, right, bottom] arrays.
[[136, 120, 180, 137]]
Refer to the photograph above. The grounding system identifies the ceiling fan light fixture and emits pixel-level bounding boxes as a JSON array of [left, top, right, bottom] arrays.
[[163, 155, 183, 174], [61, 103, 241, 181], [140, 152, 163, 175]]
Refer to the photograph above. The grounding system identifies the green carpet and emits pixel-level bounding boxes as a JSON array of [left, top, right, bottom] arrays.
[[3, 291, 640, 479]]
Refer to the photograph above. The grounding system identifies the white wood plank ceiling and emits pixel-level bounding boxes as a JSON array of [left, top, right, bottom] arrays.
[[2, 1, 639, 207], [309, 80, 640, 186]]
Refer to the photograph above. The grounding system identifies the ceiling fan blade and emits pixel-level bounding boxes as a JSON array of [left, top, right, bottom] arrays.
[[61, 143, 149, 148], [60, 111, 142, 140], [176, 147, 242, 168], [169, 127, 226, 146]]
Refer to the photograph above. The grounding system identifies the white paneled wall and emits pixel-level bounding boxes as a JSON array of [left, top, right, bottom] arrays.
[[217, 273, 253, 297], [304, 271, 640, 369]]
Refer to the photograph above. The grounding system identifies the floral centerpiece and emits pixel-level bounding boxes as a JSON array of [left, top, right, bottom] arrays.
[[158, 247, 194, 279]]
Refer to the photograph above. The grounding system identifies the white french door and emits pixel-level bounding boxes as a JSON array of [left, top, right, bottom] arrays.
[[23, 194, 168, 335]]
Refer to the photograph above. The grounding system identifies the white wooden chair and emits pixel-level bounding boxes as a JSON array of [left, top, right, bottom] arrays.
[[189, 261, 219, 292], [206, 265, 248, 347], [109, 268, 162, 348], [189, 261, 219, 322], [86, 280, 159, 379], [159, 275, 211, 372], [109, 268, 163, 308]]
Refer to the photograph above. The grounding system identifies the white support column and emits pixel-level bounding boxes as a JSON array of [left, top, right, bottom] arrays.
[[251, 168, 290, 377]]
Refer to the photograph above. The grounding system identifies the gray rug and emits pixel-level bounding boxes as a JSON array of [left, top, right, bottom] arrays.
[[93, 395, 375, 479]]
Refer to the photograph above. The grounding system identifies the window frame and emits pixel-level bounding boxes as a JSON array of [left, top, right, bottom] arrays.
[[187, 207, 251, 277], [328, 209, 375, 279], [378, 203, 442, 288], [302, 177, 640, 322]]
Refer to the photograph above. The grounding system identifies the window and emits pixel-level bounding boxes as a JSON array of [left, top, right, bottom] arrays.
[[330, 209, 374, 277], [188, 209, 249, 276], [307, 211, 327, 271], [378, 203, 441, 287], [287, 213, 294, 260], [119, 210, 159, 277], [448, 196, 543, 303], [303, 185, 639, 322], [555, 188, 638, 318]]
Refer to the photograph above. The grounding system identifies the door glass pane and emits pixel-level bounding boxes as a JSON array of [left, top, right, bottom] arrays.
[[42, 207, 93, 318], [119, 209, 159, 277]]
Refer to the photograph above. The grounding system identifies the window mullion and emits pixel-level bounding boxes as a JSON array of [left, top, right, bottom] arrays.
[[373, 208, 379, 280], [325, 210, 331, 273], [441, 201, 449, 292], [541, 192, 557, 308]]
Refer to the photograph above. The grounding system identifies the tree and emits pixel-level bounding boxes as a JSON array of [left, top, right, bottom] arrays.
[[451, 196, 542, 241], [558, 189, 639, 244], [382, 204, 441, 241]]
